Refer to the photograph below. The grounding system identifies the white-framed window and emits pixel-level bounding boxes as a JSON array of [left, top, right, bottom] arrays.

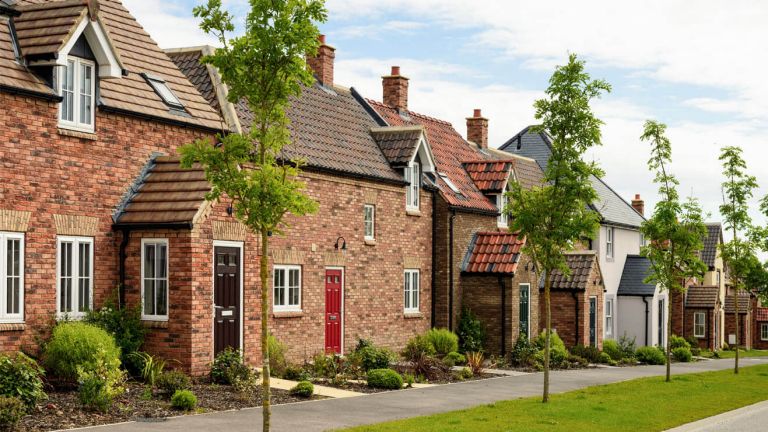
[[56, 236, 93, 318], [58, 57, 95, 132], [274, 265, 301, 312], [404, 269, 420, 313], [694, 312, 706, 338], [141, 239, 169, 320], [606, 226, 614, 258], [143, 74, 184, 109], [405, 162, 420, 210], [605, 298, 614, 339], [0, 232, 24, 323], [364, 204, 375, 240], [496, 193, 509, 228], [761, 323, 768, 341], [640, 232, 647, 248]]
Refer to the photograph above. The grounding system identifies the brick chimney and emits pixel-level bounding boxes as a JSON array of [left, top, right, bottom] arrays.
[[307, 34, 335, 87], [382, 66, 409, 111], [466, 109, 489, 149], [631, 194, 644, 216]]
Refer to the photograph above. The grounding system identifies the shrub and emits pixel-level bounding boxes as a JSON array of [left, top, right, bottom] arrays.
[[442, 352, 466, 367], [670, 335, 691, 351], [45, 322, 121, 382], [685, 335, 699, 349], [690, 346, 701, 357], [618, 333, 637, 359], [568, 355, 589, 367], [598, 352, 616, 366], [311, 353, 344, 379], [85, 298, 146, 375], [426, 329, 459, 356], [602, 339, 623, 361], [354, 345, 393, 372], [283, 364, 307, 381], [459, 367, 473, 379], [0, 396, 25, 431], [672, 347, 693, 363], [268, 336, 287, 378], [570, 345, 602, 364], [402, 335, 436, 363], [466, 351, 485, 375], [509, 337, 538, 368], [77, 349, 126, 412], [403, 373, 415, 388], [367, 369, 403, 389], [131, 352, 167, 387], [211, 348, 252, 385], [232, 367, 259, 400], [170, 390, 197, 411], [156, 370, 191, 395], [0, 353, 46, 410], [289, 381, 314, 398], [534, 331, 568, 367], [636, 346, 666, 365], [457, 308, 485, 353]]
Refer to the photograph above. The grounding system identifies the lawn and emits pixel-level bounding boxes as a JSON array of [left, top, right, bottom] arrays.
[[701, 349, 768, 359], [341, 364, 768, 432]]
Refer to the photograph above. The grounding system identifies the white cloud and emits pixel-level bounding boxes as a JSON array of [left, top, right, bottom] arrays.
[[122, 0, 217, 48], [335, 20, 426, 39]]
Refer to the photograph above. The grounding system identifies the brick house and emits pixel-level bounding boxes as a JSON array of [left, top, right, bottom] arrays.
[[166, 38, 434, 372], [724, 293, 752, 349], [366, 68, 543, 355], [753, 307, 768, 350], [0, 0, 223, 371]]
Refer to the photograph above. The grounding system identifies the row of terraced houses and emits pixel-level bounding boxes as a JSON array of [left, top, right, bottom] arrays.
[[0, 0, 764, 375]]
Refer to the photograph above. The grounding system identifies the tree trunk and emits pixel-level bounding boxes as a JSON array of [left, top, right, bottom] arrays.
[[260, 228, 271, 431], [666, 291, 672, 382], [735, 296, 740, 374], [543, 272, 552, 403]]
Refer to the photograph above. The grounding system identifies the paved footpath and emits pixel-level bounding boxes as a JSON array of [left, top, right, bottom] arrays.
[[77, 357, 768, 432], [667, 400, 768, 432]]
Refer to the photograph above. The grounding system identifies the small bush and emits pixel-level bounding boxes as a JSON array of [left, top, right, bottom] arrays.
[[457, 308, 485, 353], [459, 367, 473, 379], [77, 349, 126, 412], [672, 347, 693, 363], [425, 328, 459, 356], [354, 345, 393, 372], [289, 381, 314, 398], [509, 337, 538, 368], [0, 396, 25, 431], [618, 333, 637, 359], [367, 369, 403, 389], [311, 353, 344, 379], [442, 352, 466, 367], [268, 336, 287, 378], [85, 298, 147, 376], [685, 335, 699, 349], [598, 352, 616, 366], [570, 345, 602, 364], [568, 355, 589, 367], [670, 335, 691, 351], [466, 351, 485, 375], [232, 367, 259, 400], [156, 370, 191, 395], [602, 339, 623, 361], [690, 346, 701, 357], [403, 373, 415, 388], [170, 390, 197, 411], [45, 322, 121, 382], [283, 365, 307, 381], [402, 335, 436, 363], [211, 348, 253, 385], [131, 352, 166, 387], [534, 331, 568, 367], [636, 346, 666, 365], [0, 353, 46, 410]]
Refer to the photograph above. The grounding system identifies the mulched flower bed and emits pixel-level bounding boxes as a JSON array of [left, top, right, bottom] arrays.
[[19, 381, 318, 432]]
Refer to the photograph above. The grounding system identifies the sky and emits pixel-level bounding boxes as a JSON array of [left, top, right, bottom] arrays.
[[125, 0, 768, 237]]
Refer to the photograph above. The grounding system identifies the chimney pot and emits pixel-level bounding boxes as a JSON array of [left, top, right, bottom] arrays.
[[631, 194, 645, 216], [391, 66, 400, 76], [473, 109, 482, 118], [466, 108, 489, 149], [382, 66, 409, 111], [307, 34, 335, 86], [318, 34, 326, 44]]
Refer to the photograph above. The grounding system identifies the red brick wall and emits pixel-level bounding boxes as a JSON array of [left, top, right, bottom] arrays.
[[682, 308, 716, 350], [725, 312, 751, 349], [671, 291, 685, 338], [754, 321, 768, 350]]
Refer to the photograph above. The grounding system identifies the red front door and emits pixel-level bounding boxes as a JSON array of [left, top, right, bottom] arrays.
[[325, 269, 342, 354]]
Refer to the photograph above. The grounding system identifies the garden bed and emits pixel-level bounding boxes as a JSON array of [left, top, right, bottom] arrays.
[[19, 381, 318, 432]]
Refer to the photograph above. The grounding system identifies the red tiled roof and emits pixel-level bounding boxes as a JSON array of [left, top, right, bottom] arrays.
[[462, 232, 525, 274], [368, 99, 498, 213], [463, 160, 514, 193], [757, 308, 768, 321]]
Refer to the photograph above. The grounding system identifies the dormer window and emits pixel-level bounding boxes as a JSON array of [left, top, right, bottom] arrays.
[[144, 74, 183, 109], [405, 162, 420, 211], [497, 193, 509, 228], [58, 57, 95, 132]]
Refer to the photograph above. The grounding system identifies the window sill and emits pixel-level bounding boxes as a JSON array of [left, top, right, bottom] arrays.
[[0, 323, 25, 332], [142, 320, 169, 329], [404, 312, 423, 319], [58, 127, 97, 141], [273, 310, 303, 318], [406, 209, 422, 217], [364, 239, 376, 246]]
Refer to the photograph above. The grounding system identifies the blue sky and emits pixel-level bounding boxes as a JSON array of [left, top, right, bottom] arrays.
[[126, 0, 768, 233]]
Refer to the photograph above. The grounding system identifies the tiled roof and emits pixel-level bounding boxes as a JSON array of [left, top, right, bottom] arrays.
[[166, 49, 220, 114], [169, 48, 404, 183], [2, 0, 224, 130], [368, 100, 499, 213], [686, 285, 718, 308], [544, 252, 601, 291], [498, 126, 645, 228], [370, 126, 423, 167], [617, 255, 657, 296], [509, 156, 545, 191], [756, 308, 768, 321], [724, 294, 751, 314], [463, 160, 513, 193], [114, 155, 208, 226], [462, 232, 525, 274], [701, 223, 722, 268]]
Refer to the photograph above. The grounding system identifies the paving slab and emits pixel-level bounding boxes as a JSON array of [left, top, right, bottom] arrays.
[[666, 400, 768, 431]]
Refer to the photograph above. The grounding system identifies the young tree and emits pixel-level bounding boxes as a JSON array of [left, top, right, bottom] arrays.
[[639, 121, 707, 382], [507, 54, 609, 403], [181, 1, 325, 429], [719, 146, 758, 374]]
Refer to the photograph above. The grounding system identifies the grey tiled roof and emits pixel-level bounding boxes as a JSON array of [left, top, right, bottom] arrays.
[[724, 294, 751, 314], [497, 126, 645, 228], [686, 286, 718, 308], [370, 126, 423, 167], [701, 223, 722, 268], [617, 255, 657, 296]]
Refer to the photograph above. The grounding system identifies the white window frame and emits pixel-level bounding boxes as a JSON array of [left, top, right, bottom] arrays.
[[58, 56, 96, 133], [364, 204, 375, 241], [273, 265, 302, 312], [56, 236, 94, 319], [497, 193, 509, 228], [141, 238, 169, 321], [761, 323, 768, 341], [606, 226, 614, 258], [605, 297, 614, 339], [405, 162, 420, 211], [694, 311, 706, 338], [0, 232, 24, 324], [404, 269, 420, 313]]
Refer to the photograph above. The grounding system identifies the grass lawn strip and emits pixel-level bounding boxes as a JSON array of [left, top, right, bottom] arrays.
[[340, 364, 768, 432], [701, 349, 768, 359]]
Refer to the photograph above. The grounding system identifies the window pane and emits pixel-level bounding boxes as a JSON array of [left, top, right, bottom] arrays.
[[156, 280, 167, 316], [60, 242, 72, 312], [144, 244, 155, 279], [78, 243, 91, 312], [404, 274, 410, 309], [8, 276, 19, 315], [79, 64, 92, 124], [274, 269, 284, 306], [157, 244, 167, 278], [144, 280, 155, 315], [61, 60, 75, 122], [412, 272, 419, 308]]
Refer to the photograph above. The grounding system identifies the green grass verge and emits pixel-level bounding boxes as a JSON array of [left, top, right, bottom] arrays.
[[341, 365, 768, 432], [701, 349, 768, 359]]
